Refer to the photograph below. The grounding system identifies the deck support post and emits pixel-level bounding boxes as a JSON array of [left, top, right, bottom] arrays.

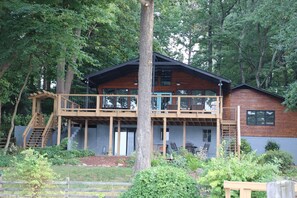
[[163, 117, 167, 157], [32, 98, 36, 115], [117, 120, 121, 156], [151, 121, 154, 155], [216, 118, 220, 157], [237, 105, 241, 157], [67, 119, 71, 139], [84, 119, 88, 150], [108, 116, 113, 156], [183, 120, 186, 148], [57, 115, 62, 145]]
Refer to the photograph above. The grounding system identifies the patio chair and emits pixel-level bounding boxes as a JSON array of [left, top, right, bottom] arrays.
[[196, 143, 210, 154]]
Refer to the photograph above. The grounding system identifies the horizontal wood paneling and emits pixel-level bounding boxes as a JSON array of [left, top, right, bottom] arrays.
[[97, 69, 220, 94], [230, 89, 297, 138]]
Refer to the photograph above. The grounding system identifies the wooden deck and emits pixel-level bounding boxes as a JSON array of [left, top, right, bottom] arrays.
[[57, 94, 224, 122]]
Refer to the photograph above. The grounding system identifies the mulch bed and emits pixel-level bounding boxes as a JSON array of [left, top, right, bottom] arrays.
[[80, 156, 130, 167]]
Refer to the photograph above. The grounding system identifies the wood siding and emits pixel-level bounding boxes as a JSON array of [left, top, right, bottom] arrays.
[[229, 88, 297, 138], [97, 69, 220, 94]]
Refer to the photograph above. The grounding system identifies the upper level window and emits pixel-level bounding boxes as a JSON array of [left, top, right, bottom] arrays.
[[154, 70, 171, 86], [247, 110, 275, 126]]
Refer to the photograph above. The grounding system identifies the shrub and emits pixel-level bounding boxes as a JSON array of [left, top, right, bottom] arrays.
[[261, 150, 294, 173], [35, 145, 95, 165], [198, 152, 279, 197], [265, 141, 280, 151], [3, 149, 57, 197], [240, 139, 252, 154], [121, 166, 199, 198]]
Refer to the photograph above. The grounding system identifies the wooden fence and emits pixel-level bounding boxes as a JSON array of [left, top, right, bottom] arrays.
[[0, 176, 131, 198], [224, 180, 297, 198]]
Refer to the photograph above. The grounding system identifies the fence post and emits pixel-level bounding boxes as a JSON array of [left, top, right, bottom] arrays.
[[0, 173, 2, 194], [267, 180, 295, 198], [66, 177, 70, 198]]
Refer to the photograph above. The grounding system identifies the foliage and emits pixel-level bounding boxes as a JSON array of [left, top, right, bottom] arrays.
[[265, 141, 280, 151], [35, 141, 95, 165], [240, 139, 252, 154], [283, 82, 297, 111], [125, 151, 136, 168], [150, 150, 204, 172], [3, 149, 57, 197], [198, 152, 279, 197], [121, 166, 199, 198], [261, 150, 294, 173]]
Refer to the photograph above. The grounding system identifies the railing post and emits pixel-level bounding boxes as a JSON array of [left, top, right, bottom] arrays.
[[58, 94, 62, 114], [96, 95, 100, 116], [240, 188, 251, 198], [267, 180, 295, 198], [177, 96, 181, 115]]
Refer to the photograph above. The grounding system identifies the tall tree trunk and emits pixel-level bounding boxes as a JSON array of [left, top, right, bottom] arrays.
[[56, 57, 65, 94], [135, 0, 154, 172], [4, 56, 33, 154], [0, 62, 12, 79], [207, 0, 213, 71], [238, 30, 245, 83]]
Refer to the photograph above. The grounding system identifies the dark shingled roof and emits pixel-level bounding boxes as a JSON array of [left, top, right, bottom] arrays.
[[85, 52, 231, 90], [232, 84, 284, 100]]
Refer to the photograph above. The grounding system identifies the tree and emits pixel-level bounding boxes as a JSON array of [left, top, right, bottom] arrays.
[[135, 0, 154, 172]]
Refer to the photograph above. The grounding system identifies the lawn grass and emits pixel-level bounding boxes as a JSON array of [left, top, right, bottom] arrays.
[[52, 165, 133, 182]]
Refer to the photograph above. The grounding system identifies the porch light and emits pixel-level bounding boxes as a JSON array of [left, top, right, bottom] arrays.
[[176, 82, 181, 86], [134, 80, 138, 86]]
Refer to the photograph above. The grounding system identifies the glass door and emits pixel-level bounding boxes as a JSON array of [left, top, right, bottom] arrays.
[[152, 92, 172, 110]]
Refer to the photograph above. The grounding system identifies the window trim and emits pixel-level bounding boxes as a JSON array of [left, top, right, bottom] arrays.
[[246, 110, 275, 126]]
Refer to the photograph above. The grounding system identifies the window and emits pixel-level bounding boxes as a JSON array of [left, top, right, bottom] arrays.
[[102, 88, 128, 109], [203, 129, 211, 142], [154, 70, 172, 86], [160, 128, 169, 141], [247, 110, 275, 126]]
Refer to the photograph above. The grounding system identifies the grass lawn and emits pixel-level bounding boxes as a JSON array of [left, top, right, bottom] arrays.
[[52, 165, 133, 182]]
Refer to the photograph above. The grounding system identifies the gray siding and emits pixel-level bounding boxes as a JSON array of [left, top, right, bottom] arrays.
[[243, 136, 297, 164]]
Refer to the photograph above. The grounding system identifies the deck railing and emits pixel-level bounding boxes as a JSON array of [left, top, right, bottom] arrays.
[[57, 94, 223, 117], [22, 112, 39, 148]]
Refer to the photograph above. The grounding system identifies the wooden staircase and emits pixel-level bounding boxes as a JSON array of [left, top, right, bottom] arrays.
[[23, 112, 57, 148], [221, 122, 238, 155]]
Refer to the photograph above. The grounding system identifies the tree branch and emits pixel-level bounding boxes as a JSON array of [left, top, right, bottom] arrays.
[[139, 0, 150, 6]]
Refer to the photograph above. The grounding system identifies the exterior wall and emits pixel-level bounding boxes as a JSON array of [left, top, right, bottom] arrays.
[[243, 136, 297, 164], [72, 124, 217, 158], [230, 88, 297, 137], [97, 69, 220, 95], [152, 125, 217, 158]]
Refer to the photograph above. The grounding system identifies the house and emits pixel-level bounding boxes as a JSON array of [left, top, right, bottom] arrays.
[[19, 53, 297, 162], [228, 84, 297, 162], [17, 52, 239, 158]]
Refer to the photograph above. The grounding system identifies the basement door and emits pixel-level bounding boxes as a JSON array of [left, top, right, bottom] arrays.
[[114, 128, 136, 156]]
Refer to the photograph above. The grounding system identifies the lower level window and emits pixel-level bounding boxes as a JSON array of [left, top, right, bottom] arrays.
[[203, 129, 211, 142], [247, 110, 275, 126]]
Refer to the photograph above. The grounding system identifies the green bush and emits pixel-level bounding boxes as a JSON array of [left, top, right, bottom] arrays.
[[185, 153, 202, 171], [121, 166, 199, 198], [265, 141, 280, 151], [3, 149, 57, 197], [261, 150, 294, 173], [240, 139, 252, 154], [35, 143, 95, 165], [198, 152, 279, 197]]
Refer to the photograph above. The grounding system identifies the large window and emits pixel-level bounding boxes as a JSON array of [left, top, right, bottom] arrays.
[[154, 70, 172, 86], [102, 88, 128, 109], [247, 110, 275, 126], [203, 129, 211, 142]]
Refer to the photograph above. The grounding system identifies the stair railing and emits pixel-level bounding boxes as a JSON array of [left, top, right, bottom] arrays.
[[22, 112, 38, 148], [41, 113, 55, 148]]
